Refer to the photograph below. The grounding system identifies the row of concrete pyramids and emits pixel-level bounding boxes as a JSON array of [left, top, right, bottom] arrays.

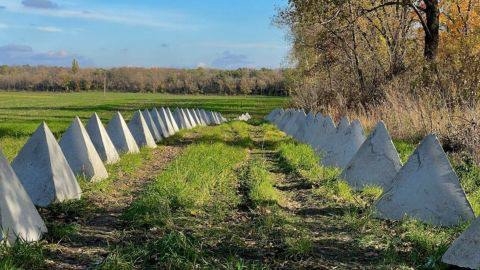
[[266, 108, 478, 268], [237, 113, 252, 121], [0, 107, 226, 245]]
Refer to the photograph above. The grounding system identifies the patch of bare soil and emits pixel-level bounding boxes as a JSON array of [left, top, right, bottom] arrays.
[[42, 145, 183, 270]]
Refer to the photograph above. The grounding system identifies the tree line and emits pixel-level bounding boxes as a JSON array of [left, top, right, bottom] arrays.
[[0, 65, 288, 96]]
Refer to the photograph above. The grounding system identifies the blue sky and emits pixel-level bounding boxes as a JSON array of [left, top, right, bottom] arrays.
[[0, 0, 290, 69]]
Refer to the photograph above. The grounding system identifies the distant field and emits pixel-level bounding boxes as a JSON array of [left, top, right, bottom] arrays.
[[0, 91, 288, 159]]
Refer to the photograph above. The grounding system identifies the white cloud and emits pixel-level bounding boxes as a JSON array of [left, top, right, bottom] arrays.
[[0, 1, 198, 30], [200, 42, 288, 50], [0, 43, 93, 66], [211, 51, 255, 69], [36, 26, 62, 32], [196, 62, 208, 68]]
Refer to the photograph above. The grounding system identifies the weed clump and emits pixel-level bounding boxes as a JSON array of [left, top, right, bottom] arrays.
[[0, 240, 46, 269]]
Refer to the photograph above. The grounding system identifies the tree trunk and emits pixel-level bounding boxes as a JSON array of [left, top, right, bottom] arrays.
[[424, 0, 440, 61]]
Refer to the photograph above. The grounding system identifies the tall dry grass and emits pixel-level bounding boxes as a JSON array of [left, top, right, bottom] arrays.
[[292, 73, 480, 162]]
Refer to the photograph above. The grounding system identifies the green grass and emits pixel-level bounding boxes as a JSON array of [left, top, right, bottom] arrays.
[[45, 223, 80, 242], [393, 139, 416, 164], [124, 142, 246, 227], [275, 137, 469, 267], [0, 91, 287, 160], [124, 122, 249, 228], [0, 240, 46, 269], [277, 141, 324, 184], [79, 148, 153, 197], [241, 159, 284, 207]]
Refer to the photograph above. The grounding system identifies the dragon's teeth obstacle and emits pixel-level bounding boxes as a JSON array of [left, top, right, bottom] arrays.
[[293, 112, 314, 143], [173, 108, 189, 129], [86, 113, 120, 164], [142, 109, 162, 142], [374, 134, 475, 226], [285, 110, 306, 136], [128, 110, 157, 149], [199, 109, 210, 125], [442, 217, 480, 269], [166, 108, 180, 132], [152, 107, 173, 138], [336, 116, 350, 134], [181, 109, 194, 129], [190, 109, 202, 126], [341, 121, 402, 190], [0, 149, 47, 244], [12, 122, 81, 207], [320, 119, 365, 169], [312, 115, 336, 153], [60, 117, 109, 182], [106, 112, 140, 154], [184, 109, 197, 127], [195, 109, 207, 125]]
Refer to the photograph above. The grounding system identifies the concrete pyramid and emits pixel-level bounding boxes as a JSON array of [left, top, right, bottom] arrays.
[[160, 107, 176, 136], [190, 109, 201, 126], [276, 109, 289, 129], [106, 112, 140, 154], [295, 112, 315, 143], [181, 108, 196, 128], [216, 112, 223, 124], [172, 108, 184, 129], [321, 119, 365, 168], [0, 149, 47, 244], [280, 110, 295, 133], [128, 110, 157, 149], [151, 107, 171, 138], [142, 109, 162, 142], [173, 108, 189, 129], [206, 111, 217, 125], [199, 109, 210, 125], [341, 121, 402, 190], [186, 109, 198, 127], [213, 111, 221, 124], [303, 113, 324, 146], [375, 134, 475, 226], [60, 117, 109, 182], [442, 217, 480, 269], [86, 113, 120, 164], [180, 108, 193, 128], [166, 107, 180, 132], [210, 112, 220, 125], [278, 110, 293, 130], [285, 111, 306, 136], [311, 115, 336, 152], [219, 113, 227, 123], [337, 116, 350, 134], [272, 109, 286, 126], [12, 122, 81, 207], [269, 108, 285, 123], [194, 109, 206, 126], [265, 108, 281, 122]]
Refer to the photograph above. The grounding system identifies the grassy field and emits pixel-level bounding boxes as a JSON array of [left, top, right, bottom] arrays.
[[0, 117, 471, 269], [0, 92, 475, 269], [0, 91, 287, 160]]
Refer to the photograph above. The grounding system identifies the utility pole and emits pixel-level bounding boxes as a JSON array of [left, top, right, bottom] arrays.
[[103, 71, 107, 96]]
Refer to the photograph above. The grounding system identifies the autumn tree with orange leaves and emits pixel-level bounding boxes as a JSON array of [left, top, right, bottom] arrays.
[[276, 0, 480, 110]]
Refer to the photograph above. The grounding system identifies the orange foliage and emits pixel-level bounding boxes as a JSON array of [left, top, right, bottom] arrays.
[[441, 0, 480, 54]]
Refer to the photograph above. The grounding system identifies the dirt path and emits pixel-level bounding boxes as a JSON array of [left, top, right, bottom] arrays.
[[43, 145, 183, 270], [248, 125, 378, 269]]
